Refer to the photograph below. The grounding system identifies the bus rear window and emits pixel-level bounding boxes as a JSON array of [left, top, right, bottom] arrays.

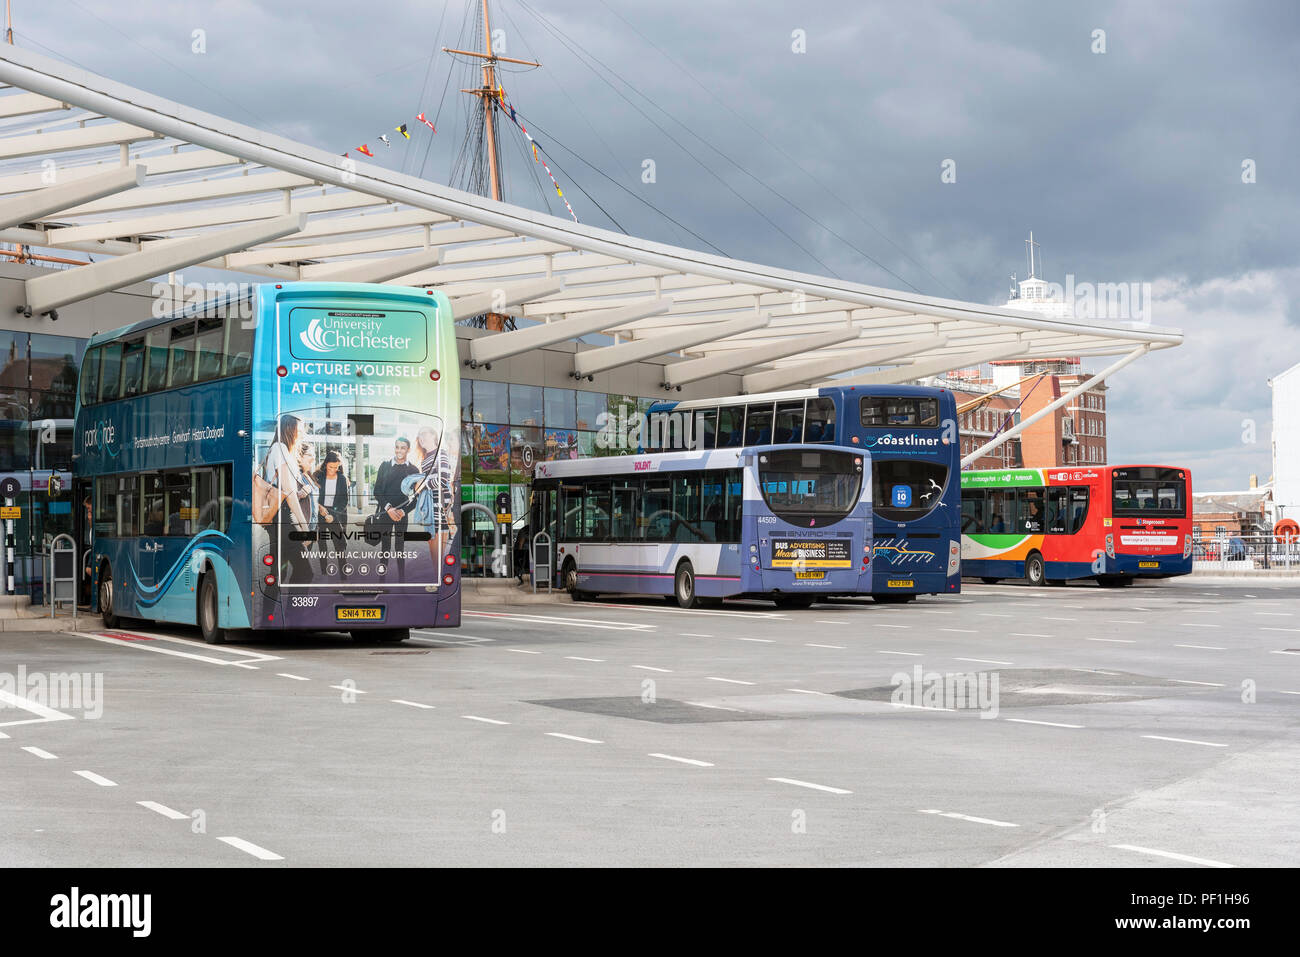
[[860, 396, 940, 428], [757, 448, 862, 525], [873, 459, 949, 521], [1112, 468, 1186, 517]]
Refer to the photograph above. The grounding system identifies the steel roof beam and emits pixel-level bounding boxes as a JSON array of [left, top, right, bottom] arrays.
[[22, 212, 306, 314], [662, 325, 868, 388], [307, 247, 444, 284], [742, 335, 951, 393], [447, 277, 567, 321], [827, 344, 1032, 387], [469, 299, 671, 367], [0, 163, 144, 230], [573, 312, 771, 380]]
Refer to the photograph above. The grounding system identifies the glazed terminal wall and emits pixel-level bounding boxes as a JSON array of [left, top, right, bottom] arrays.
[[0, 263, 754, 594]]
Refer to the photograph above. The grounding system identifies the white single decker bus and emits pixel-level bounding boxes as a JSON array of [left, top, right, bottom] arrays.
[[529, 444, 873, 608]]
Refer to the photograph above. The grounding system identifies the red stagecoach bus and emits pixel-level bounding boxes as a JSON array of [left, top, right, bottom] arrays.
[[960, 465, 1193, 586]]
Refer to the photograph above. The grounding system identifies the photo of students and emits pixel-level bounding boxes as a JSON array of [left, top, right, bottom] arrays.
[[372, 436, 419, 580], [397, 419, 459, 570], [313, 449, 350, 572]]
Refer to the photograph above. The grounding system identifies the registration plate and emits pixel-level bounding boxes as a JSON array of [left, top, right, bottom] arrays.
[[1138, 561, 1159, 569], [794, 571, 825, 580], [337, 607, 384, 621], [887, 579, 914, 588]]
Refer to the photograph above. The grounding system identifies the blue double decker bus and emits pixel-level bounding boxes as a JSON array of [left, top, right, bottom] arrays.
[[74, 282, 461, 644], [531, 444, 872, 608], [646, 385, 960, 600]]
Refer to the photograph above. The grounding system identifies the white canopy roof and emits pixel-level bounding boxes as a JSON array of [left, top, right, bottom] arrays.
[[0, 44, 1181, 394]]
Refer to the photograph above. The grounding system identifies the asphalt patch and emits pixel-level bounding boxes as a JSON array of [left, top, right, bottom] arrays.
[[527, 696, 776, 723], [836, 668, 1203, 708]]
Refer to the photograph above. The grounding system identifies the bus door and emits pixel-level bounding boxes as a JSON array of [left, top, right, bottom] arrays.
[[73, 478, 93, 604], [136, 474, 166, 595]]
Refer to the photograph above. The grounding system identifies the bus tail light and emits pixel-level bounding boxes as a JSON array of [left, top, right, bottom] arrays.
[[445, 554, 456, 565], [947, 540, 961, 576], [264, 573, 276, 586], [1105, 533, 1115, 559], [1183, 535, 1193, 559], [443, 573, 454, 585], [263, 554, 274, 566]]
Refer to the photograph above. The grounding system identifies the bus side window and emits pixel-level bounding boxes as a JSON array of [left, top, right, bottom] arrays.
[[716, 405, 743, 448], [194, 311, 225, 382], [1069, 486, 1089, 533], [168, 320, 197, 386], [774, 401, 805, 443], [584, 482, 610, 541], [744, 403, 773, 445], [560, 483, 583, 541], [700, 474, 724, 542], [144, 330, 169, 393], [672, 473, 701, 541], [121, 338, 145, 397], [97, 341, 124, 402], [805, 397, 836, 442], [1045, 487, 1069, 534], [611, 480, 636, 541], [81, 347, 101, 406], [722, 468, 743, 543], [227, 312, 254, 376], [640, 480, 671, 542], [696, 408, 717, 450], [961, 489, 985, 533]]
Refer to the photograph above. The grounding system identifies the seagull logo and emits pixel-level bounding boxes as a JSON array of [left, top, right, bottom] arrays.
[[299, 318, 331, 353]]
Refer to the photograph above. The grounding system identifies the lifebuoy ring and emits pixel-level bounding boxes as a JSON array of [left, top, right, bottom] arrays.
[[1276, 518, 1300, 544]]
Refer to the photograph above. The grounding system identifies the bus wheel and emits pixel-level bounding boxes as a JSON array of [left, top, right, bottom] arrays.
[[198, 574, 226, 645], [98, 564, 120, 629], [674, 561, 700, 609], [980, 577, 1001, 584], [774, 594, 815, 609], [1024, 552, 1046, 586]]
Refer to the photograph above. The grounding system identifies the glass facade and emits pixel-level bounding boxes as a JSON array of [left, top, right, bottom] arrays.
[[458, 379, 658, 577], [0, 332, 88, 600]]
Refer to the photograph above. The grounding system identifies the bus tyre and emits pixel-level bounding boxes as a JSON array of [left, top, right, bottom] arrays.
[[562, 559, 589, 601], [98, 564, 120, 629], [198, 574, 226, 645], [674, 561, 700, 609], [1024, 552, 1046, 587]]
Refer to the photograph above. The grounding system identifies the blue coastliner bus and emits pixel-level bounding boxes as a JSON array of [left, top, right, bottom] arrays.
[[74, 282, 460, 644], [646, 385, 960, 601], [530, 444, 872, 608]]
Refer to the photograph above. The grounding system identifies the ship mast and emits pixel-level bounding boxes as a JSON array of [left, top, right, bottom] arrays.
[[443, 0, 540, 203]]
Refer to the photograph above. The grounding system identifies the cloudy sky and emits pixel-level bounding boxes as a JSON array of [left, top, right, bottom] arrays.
[[15, 0, 1299, 489]]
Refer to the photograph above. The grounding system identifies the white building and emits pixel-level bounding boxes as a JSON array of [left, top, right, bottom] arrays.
[[1269, 360, 1300, 524]]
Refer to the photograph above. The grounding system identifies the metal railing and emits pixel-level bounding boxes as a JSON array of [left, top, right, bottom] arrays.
[[1191, 535, 1300, 571]]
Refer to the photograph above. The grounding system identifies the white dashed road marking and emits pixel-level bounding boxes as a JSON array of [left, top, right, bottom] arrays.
[[919, 809, 1019, 828], [21, 746, 56, 759], [1005, 718, 1083, 729], [546, 732, 603, 744], [138, 801, 188, 820], [218, 836, 284, 861], [461, 715, 509, 725], [74, 770, 117, 787], [1110, 844, 1233, 868], [768, 777, 852, 795], [706, 676, 754, 685], [1142, 734, 1228, 748], [649, 752, 714, 767], [391, 699, 435, 709]]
